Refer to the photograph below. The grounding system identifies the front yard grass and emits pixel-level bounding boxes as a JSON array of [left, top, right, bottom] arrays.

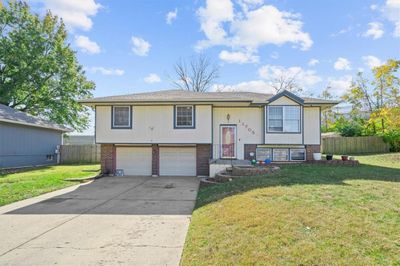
[[0, 164, 100, 206], [182, 153, 400, 265]]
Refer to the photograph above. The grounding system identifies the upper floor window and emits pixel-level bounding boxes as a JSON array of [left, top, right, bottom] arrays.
[[175, 105, 194, 128], [112, 106, 131, 129], [267, 106, 300, 133]]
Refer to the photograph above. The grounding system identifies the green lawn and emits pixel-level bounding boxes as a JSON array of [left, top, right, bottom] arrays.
[[182, 153, 400, 265], [0, 164, 100, 206]]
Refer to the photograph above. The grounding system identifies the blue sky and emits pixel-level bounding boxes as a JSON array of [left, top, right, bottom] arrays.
[[27, 0, 400, 133]]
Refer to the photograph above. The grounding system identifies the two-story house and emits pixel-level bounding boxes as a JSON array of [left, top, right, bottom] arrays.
[[80, 89, 338, 177]]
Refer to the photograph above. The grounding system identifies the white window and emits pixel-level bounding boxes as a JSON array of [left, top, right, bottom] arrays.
[[290, 149, 306, 161], [268, 106, 283, 132], [256, 148, 272, 161], [273, 148, 289, 161], [112, 106, 131, 128], [267, 106, 300, 133], [175, 105, 194, 128]]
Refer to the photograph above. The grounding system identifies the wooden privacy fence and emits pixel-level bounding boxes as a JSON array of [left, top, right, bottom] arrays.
[[321, 136, 390, 154], [60, 144, 101, 164]]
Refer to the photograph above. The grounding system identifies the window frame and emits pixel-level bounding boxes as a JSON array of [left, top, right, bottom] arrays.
[[174, 105, 195, 129], [272, 148, 290, 161], [266, 105, 301, 133], [111, 106, 132, 129], [289, 148, 306, 161]]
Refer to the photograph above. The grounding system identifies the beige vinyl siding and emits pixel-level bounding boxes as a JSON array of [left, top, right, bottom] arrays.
[[96, 105, 212, 143], [303, 107, 321, 145], [264, 133, 303, 144], [213, 107, 263, 160], [268, 96, 300, 105]]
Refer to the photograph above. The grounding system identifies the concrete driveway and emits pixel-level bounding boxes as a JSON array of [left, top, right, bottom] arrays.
[[0, 176, 199, 265]]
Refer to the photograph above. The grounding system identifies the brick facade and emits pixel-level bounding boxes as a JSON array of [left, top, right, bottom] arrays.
[[305, 145, 321, 161], [196, 144, 211, 176], [100, 144, 115, 174], [152, 144, 159, 176], [244, 144, 258, 160]]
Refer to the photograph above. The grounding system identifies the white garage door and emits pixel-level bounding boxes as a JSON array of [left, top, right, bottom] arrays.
[[116, 147, 152, 176], [159, 147, 196, 176]]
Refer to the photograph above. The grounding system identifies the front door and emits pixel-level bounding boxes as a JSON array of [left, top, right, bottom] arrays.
[[220, 125, 236, 159]]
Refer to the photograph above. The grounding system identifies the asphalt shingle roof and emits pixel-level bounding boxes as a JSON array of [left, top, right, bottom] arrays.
[[0, 104, 72, 132], [80, 89, 339, 105]]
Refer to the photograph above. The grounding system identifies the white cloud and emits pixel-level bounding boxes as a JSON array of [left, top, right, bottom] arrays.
[[327, 75, 353, 96], [231, 6, 312, 50], [87, 67, 124, 76], [334, 57, 351, 71], [74, 35, 100, 54], [370, 4, 379, 10], [384, 0, 400, 37], [214, 63, 322, 94], [362, 55, 383, 69], [144, 73, 161, 84], [258, 65, 322, 88], [35, 0, 101, 31], [131, 36, 151, 56], [166, 8, 178, 24], [196, 0, 234, 48], [270, 52, 279, 59], [213, 80, 275, 94], [330, 26, 353, 37], [308, 58, 319, 66], [219, 50, 259, 64], [363, 22, 384, 39], [196, 0, 312, 52]]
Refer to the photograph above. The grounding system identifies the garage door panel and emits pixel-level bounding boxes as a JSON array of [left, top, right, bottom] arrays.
[[116, 147, 152, 176], [159, 147, 196, 176]]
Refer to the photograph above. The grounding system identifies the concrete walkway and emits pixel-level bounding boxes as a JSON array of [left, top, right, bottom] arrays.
[[0, 176, 199, 265]]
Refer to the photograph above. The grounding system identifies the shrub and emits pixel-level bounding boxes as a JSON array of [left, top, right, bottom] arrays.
[[336, 121, 364, 137], [382, 131, 400, 152]]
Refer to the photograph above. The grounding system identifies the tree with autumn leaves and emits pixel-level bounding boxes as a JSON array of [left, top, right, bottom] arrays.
[[341, 59, 400, 151]]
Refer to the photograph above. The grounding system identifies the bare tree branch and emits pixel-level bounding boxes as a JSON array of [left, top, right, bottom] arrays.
[[171, 55, 219, 92], [270, 71, 303, 94]]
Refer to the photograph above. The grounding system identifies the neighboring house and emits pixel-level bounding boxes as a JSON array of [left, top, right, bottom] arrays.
[[80, 90, 339, 177], [0, 104, 71, 169], [64, 135, 95, 145]]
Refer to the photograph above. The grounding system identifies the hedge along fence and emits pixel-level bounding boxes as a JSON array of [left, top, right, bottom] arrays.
[[321, 136, 390, 154], [60, 144, 101, 164]]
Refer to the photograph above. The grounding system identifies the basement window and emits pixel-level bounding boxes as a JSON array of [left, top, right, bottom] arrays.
[[290, 149, 306, 161], [273, 149, 289, 161]]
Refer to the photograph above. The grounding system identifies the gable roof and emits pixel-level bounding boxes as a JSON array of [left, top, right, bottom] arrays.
[[80, 89, 339, 106], [0, 104, 72, 132], [267, 90, 305, 105]]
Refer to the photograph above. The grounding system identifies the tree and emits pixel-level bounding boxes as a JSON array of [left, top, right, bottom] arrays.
[[270, 72, 303, 94], [172, 55, 219, 92], [319, 86, 336, 132], [0, 1, 95, 131], [342, 59, 400, 134]]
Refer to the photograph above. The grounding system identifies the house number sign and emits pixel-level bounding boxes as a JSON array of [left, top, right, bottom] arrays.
[[238, 119, 256, 135]]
